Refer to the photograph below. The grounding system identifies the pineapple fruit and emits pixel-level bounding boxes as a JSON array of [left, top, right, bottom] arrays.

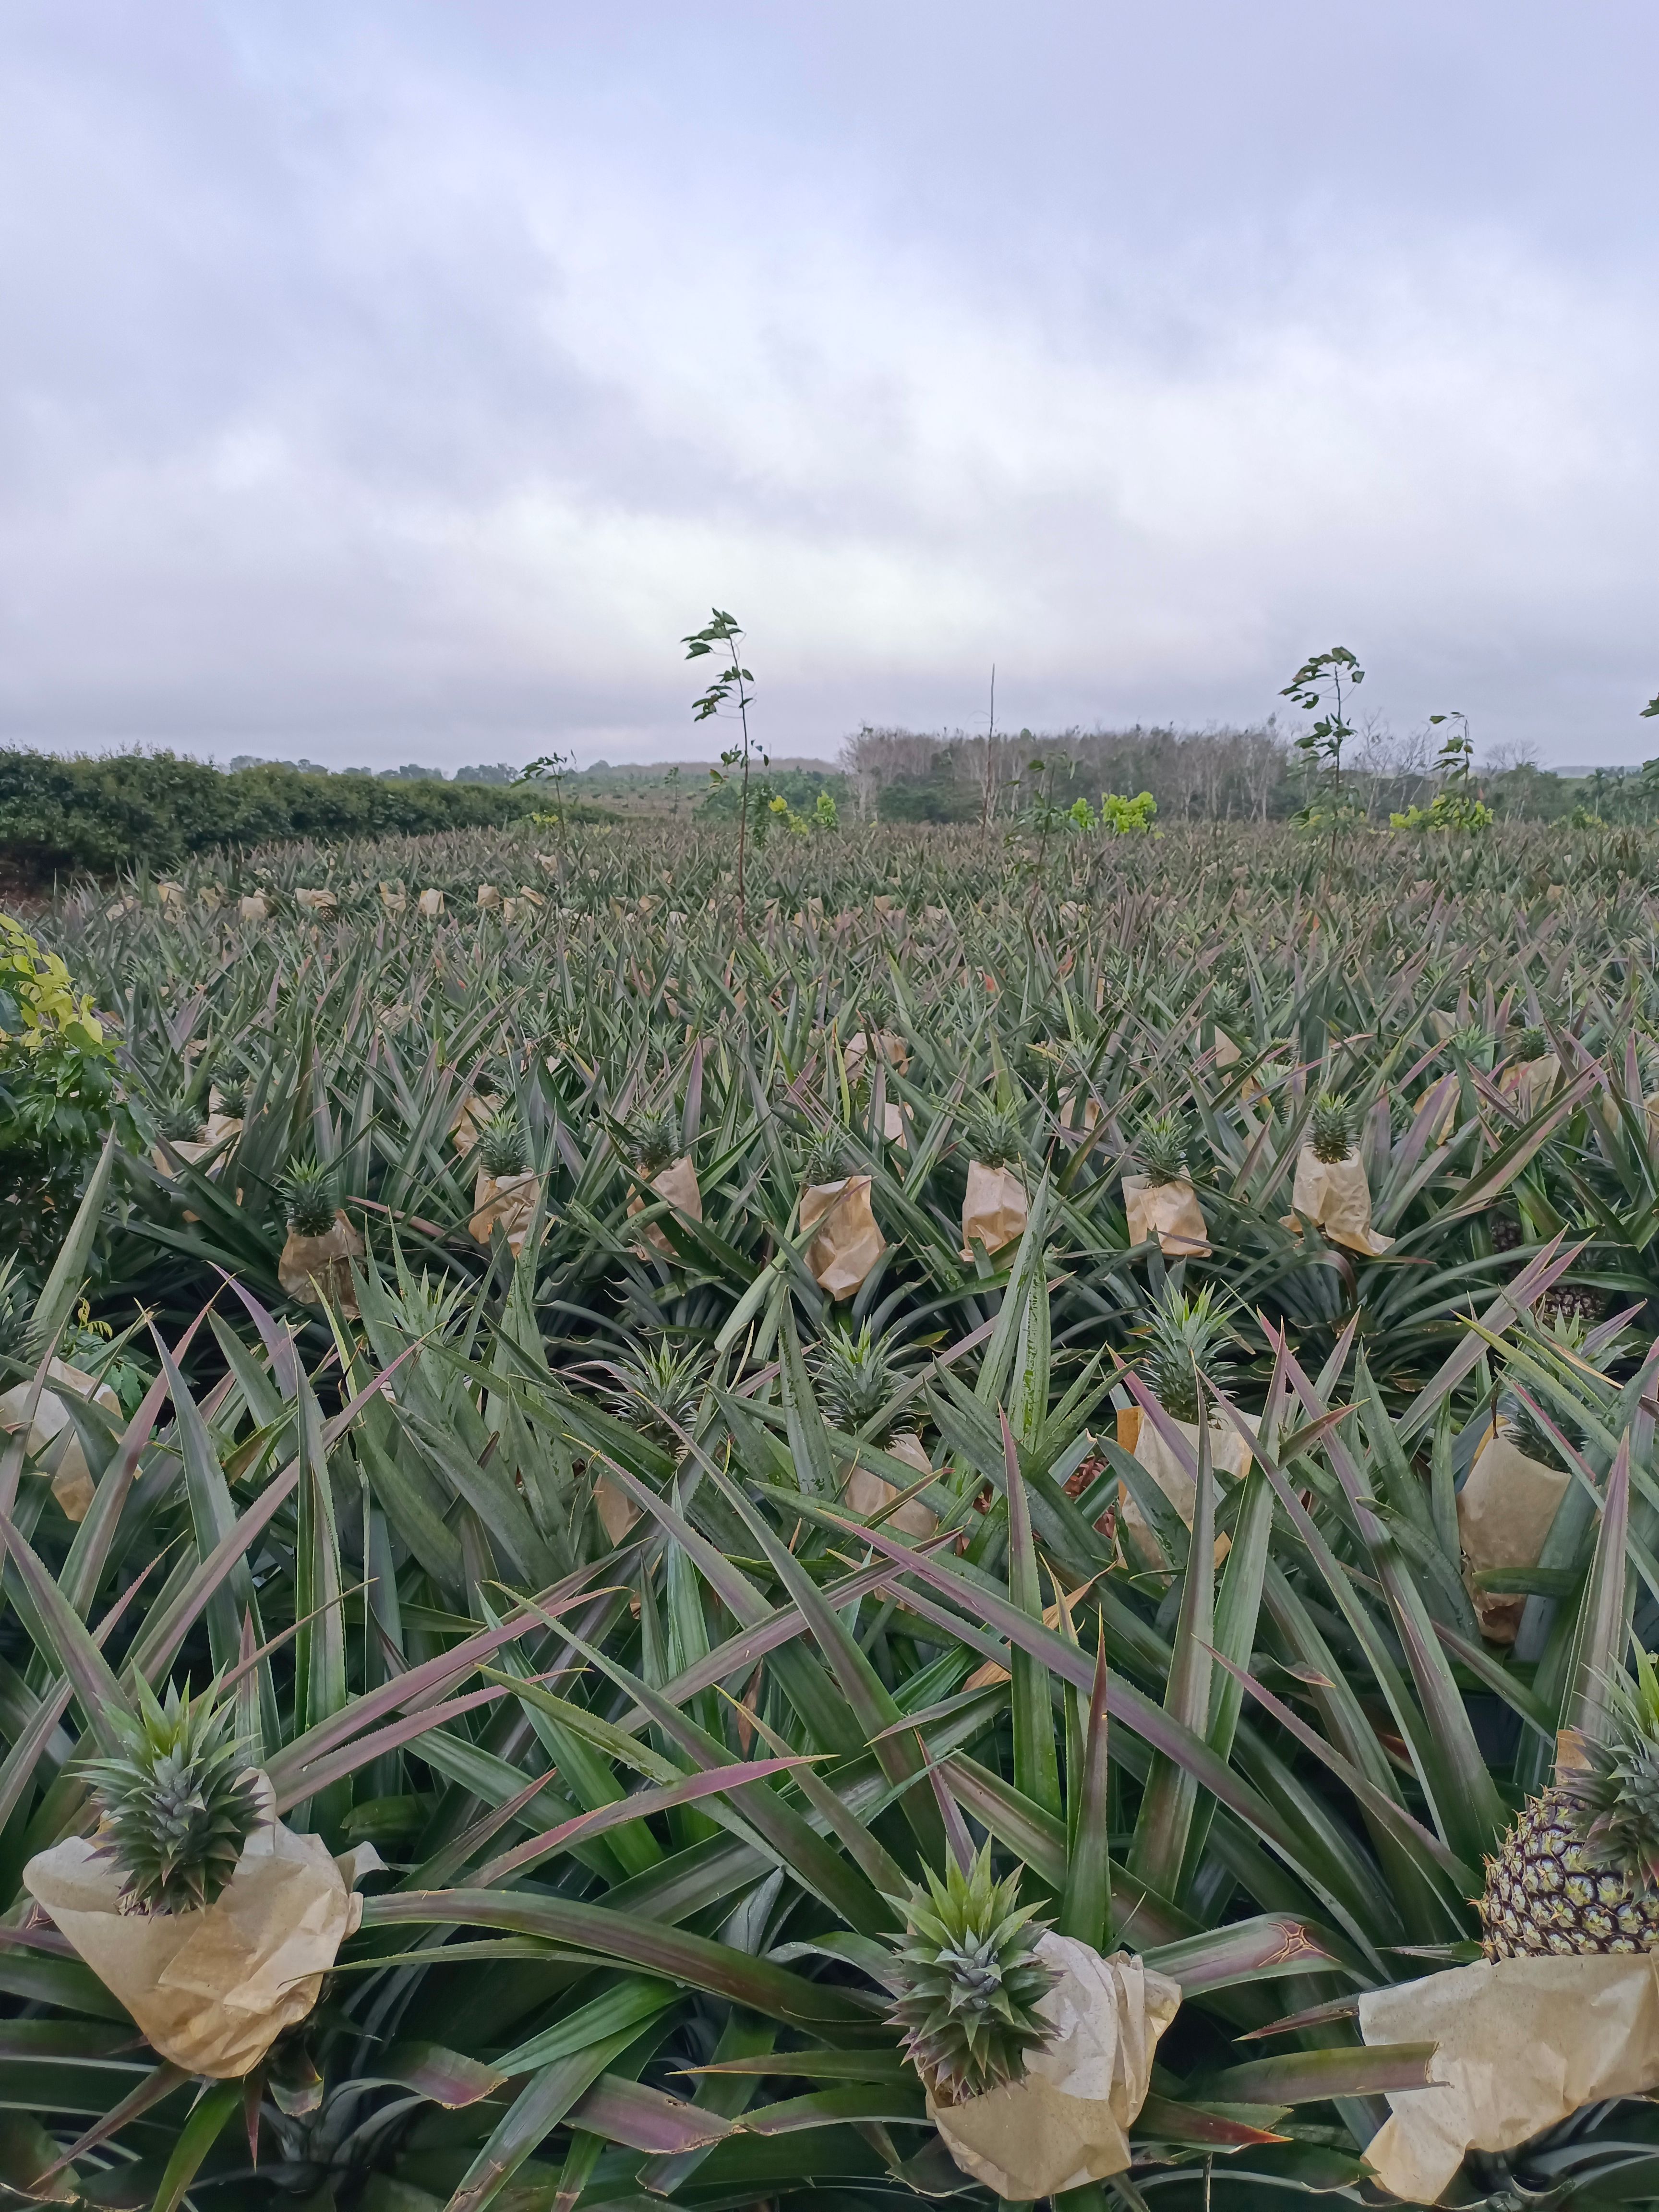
[[884, 1846, 1057, 2106], [80, 1679, 260, 1915], [1480, 1655, 1659, 1957]]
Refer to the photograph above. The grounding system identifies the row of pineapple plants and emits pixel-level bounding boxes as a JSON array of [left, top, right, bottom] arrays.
[[0, 817, 1658, 2202]]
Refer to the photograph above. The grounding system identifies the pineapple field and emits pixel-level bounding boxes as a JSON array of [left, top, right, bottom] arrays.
[[4, 812, 1659, 2208]]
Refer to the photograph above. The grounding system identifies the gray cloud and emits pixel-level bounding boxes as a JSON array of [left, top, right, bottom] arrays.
[[2, 0, 1657, 770]]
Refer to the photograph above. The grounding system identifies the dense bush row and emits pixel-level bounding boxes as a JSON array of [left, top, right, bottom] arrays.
[[0, 748, 546, 880]]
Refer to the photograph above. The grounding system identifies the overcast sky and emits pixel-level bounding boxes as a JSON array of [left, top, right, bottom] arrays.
[[2, 2, 1657, 771]]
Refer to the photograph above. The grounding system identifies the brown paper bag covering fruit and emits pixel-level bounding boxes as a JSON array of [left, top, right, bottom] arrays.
[[1115, 1402, 1253, 1567], [844, 1430, 937, 1538], [801, 1177, 886, 1299], [843, 1029, 910, 1085], [1213, 1030, 1242, 1068], [238, 892, 268, 922], [476, 884, 501, 910], [448, 1092, 498, 1157], [1456, 1428, 1568, 1643], [469, 1168, 539, 1255], [294, 889, 336, 917], [1282, 1147, 1394, 1256], [930, 1935, 1181, 2197], [1121, 1175, 1210, 1257], [627, 1156, 703, 1257], [595, 1476, 641, 1546], [883, 1100, 914, 1149], [1058, 1092, 1101, 1133], [278, 1215, 364, 1317], [1501, 1052, 1562, 1114], [378, 881, 407, 914], [961, 1162, 1028, 1259], [1359, 1955, 1659, 2204], [418, 887, 445, 918], [0, 1362, 122, 1524], [24, 1779, 381, 2080]]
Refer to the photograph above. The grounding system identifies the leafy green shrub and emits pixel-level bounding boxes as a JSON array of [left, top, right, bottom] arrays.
[[0, 914, 120, 1278]]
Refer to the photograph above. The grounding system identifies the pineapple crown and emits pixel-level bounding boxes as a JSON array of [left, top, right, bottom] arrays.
[[604, 1338, 710, 1454], [883, 1846, 1057, 2108], [1499, 1388, 1569, 1472], [281, 1157, 338, 1238], [965, 1099, 1023, 1171], [1514, 1023, 1548, 1060], [1135, 1109, 1189, 1187], [1310, 1089, 1355, 1165], [798, 1126, 852, 1187], [156, 1097, 205, 1144], [625, 1106, 678, 1176], [1562, 1652, 1659, 1891], [211, 1069, 249, 1118], [813, 1321, 909, 1441], [1136, 1284, 1238, 1427], [476, 1106, 528, 1179], [79, 1678, 261, 1915]]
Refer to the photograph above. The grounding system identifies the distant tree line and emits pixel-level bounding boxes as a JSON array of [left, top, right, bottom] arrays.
[[0, 750, 541, 882], [838, 722, 1611, 828]]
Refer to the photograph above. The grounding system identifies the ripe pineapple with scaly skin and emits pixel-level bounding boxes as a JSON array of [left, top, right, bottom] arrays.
[[1480, 1655, 1659, 1958], [79, 1679, 261, 1916], [884, 1847, 1057, 2107]]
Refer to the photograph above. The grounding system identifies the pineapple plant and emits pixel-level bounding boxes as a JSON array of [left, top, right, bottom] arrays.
[[155, 1097, 205, 1144], [1310, 1088, 1354, 1164], [964, 1099, 1023, 1169], [78, 1678, 261, 1916], [883, 1846, 1058, 2107], [1135, 1284, 1236, 1426], [798, 1126, 851, 1188], [813, 1321, 908, 1443], [1480, 1654, 1659, 1957], [1135, 1109, 1189, 1187], [475, 1106, 528, 1180], [624, 1106, 678, 1177], [603, 1337, 711, 1455], [281, 1157, 339, 1239]]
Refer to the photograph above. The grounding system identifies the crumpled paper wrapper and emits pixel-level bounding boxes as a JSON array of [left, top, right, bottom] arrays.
[[1058, 1091, 1102, 1134], [1213, 1030, 1242, 1069], [378, 881, 407, 914], [238, 892, 268, 922], [1282, 1147, 1394, 1256], [1456, 1428, 1568, 1643], [24, 1777, 382, 2079], [883, 1100, 914, 1149], [1116, 1402, 1253, 1567], [1359, 1954, 1659, 2204], [278, 1215, 364, 1316], [1501, 1052, 1561, 1114], [448, 1091, 498, 1157], [844, 1029, 910, 1085], [418, 887, 445, 918], [469, 1168, 539, 1255], [595, 1476, 641, 1546], [845, 1429, 937, 1538], [962, 1161, 1029, 1259], [930, 1934, 1181, 2198], [0, 1362, 121, 1524], [1417, 1085, 1459, 1143], [627, 1156, 703, 1258], [1122, 1175, 1211, 1257], [801, 1177, 886, 1299], [294, 889, 336, 917]]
